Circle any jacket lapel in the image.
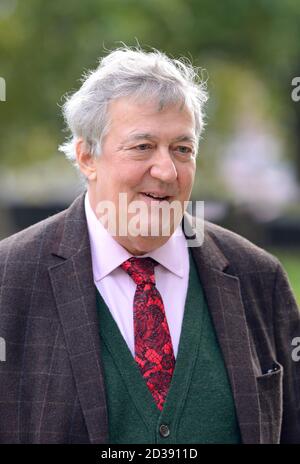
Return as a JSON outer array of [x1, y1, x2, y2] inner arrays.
[[183, 212, 261, 444], [48, 193, 108, 444]]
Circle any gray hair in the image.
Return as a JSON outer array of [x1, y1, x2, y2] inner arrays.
[[58, 45, 208, 168]]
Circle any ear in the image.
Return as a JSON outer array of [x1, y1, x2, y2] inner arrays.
[[75, 138, 97, 181]]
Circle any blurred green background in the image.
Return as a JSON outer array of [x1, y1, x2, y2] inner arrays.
[[0, 0, 299, 303]]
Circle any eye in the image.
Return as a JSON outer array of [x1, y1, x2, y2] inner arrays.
[[135, 143, 153, 151], [175, 146, 193, 155]]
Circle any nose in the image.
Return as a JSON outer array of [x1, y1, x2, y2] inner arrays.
[[150, 148, 178, 183]]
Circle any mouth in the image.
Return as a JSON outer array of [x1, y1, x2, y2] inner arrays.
[[140, 192, 171, 202]]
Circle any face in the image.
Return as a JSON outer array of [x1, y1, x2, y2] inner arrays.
[[77, 96, 197, 255]]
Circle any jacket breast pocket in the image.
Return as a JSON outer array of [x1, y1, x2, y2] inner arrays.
[[256, 360, 283, 444]]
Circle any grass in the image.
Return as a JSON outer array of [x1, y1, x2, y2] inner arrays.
[[266, 248, 300, 307]]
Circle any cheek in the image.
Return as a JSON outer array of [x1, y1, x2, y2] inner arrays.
[[178, 166, 195, 192], [97, 162, 123, 189], [120, 163, 147, 188], [101, 166, 144, 197]]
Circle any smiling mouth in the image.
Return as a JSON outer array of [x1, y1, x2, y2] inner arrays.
[[140, 192, 170, 201]]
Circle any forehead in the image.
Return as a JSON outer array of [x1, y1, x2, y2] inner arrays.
[[106, 96, 195, 139]]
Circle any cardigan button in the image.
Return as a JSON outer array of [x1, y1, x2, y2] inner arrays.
[[159, 424, 170, 438]]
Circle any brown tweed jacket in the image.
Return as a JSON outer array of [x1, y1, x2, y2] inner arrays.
[[0, 193, 299, 444]]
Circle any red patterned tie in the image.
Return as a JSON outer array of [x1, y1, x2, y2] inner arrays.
[[121, 257, 175, 411]]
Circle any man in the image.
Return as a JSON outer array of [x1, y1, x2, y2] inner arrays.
[[0, 46, 299, 444]]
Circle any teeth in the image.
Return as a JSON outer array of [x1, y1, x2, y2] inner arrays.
[[145, 193, 166, 199]]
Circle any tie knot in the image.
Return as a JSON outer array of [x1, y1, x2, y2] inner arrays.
[[121, 257, 157, 285]]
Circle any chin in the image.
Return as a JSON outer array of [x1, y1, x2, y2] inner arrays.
[[128, 235, 170, 255]]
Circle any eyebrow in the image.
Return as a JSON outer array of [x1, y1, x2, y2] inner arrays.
[[122, 133, 197, 144]]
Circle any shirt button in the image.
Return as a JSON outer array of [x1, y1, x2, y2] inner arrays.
[[159, 424, 170, 438]]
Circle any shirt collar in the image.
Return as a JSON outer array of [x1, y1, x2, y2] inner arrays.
[[84, 191, 185, 281]]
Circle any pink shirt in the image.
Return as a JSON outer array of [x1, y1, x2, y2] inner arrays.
[[84, 192, 189, 359]]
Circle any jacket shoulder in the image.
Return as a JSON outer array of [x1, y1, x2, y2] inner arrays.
[[204, 220, 280, 273], [0, 208, 67, 264]]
